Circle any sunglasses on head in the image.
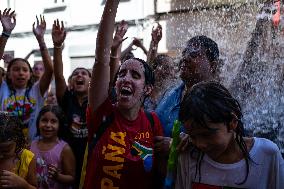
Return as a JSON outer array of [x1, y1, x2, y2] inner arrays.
[[33, 67, 44, 71]]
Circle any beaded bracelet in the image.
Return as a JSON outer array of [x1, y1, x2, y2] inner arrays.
[[1, 32, 11, 38]]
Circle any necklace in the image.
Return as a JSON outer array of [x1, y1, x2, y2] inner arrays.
[[12, 89, 28, 125]]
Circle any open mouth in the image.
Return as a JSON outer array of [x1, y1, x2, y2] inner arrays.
[[75, 80, 85, 86], [120, 86, 133, 97]]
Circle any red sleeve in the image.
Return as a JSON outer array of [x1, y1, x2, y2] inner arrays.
[[151, 112, 164, 137], [86, 98, 114, 142]]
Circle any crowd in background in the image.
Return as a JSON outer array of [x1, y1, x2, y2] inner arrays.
[[0, 0, 283, 189]]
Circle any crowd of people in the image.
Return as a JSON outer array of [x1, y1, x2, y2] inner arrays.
[[0, 0, 283, 189]]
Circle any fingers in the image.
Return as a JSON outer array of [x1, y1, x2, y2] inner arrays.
[[48, 165, 58, 179], [154, 135, 165, 142], [36, 15, 39, 26], [177, 132, 190, 152]]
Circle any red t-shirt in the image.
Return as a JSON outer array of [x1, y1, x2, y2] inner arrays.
[[84, 98, 164, 189]]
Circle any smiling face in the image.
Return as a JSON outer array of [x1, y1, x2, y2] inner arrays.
[[184, 118, 235, 162], [8, 60, 32, 89], [71, 68, 91, 94], [115, 59, 149, 110], [38, 111, 59, 140]]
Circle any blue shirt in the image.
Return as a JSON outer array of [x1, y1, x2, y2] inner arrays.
[[155, 82, 185, 137]]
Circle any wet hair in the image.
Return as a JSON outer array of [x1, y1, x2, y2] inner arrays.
[[183, 35, 219, 63], [179, 81, 251, 185], [121, 51, 134, 63], [151, 54, 174, 70], [0, 111, 26, 155], [6, 58, 35, 109], [127, 57, 155, 86], [36, 105, 67, 140], [71, 67, 91, 78]]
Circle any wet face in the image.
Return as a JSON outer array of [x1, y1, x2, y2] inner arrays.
[[33, 62, 44, 80], [180, 42, 212, 84], [0, 140, 16, 159], [115, 59, 147, 109], [38, 111, 59, 140], [71, 69, 91, 94], [8, 60, 31, 89], [153, 58, 174, 83], [184, 119, 234, 162]]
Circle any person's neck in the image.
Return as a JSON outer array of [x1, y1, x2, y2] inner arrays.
[[213, 136, 244, 164], [118, 105, 140, 121], [75, 92, 88, 105], [40, 136, 58, 144]]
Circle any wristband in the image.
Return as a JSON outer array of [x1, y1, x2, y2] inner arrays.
[[110, 55, 119, 59], [54, 44, 63, 49], [1, 32, 10, 38]]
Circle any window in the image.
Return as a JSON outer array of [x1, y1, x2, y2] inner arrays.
[[54, 0, 64, 3], [44, 0, 67, 13], [101, 0, 130, 5]]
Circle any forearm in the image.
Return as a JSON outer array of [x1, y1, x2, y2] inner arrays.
[[24, 183, 36, 189], [0, 35, 8, 59], [243, 19, 265, 64], [121, 43, 133, 60], [95, 0, 119, 64], [147, 40, 158, 64], [38, 39, 53, 76], [110, 45, 121, 86], [53, 46, 67, 98], [140, 44, 148, 55], [37, 38, 53, 95], [89, 0, 119, 111], [56, 173, 74, 185]]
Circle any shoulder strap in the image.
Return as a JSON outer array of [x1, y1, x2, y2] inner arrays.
[[88, 112, 115, 155], [145, 111, 154, 130]]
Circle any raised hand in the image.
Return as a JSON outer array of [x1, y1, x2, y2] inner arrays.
[[0, 8, 16, 33], [132, 38, 143, 48], [151, 23, 162, 44], [52, 19, 66, 47], [33, 15, 46, 41], [112, 20, 128, 50]]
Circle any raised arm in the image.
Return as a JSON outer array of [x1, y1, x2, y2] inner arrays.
[[147, 23, 162, 64], [52, 19, 67, 101], [33, 15, 53, 96], [88, 0, 120, 112], [242, 17, 266, 66], [132, 38, 148, 55], [0, 8, 16, 60], [24, 49, 37, 60], [109, 20, 128, 89]]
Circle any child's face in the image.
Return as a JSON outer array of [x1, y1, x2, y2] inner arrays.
[[38, 111, 59, 139], [8, 60, 31, 89], [71, 69, 91, 94], [184, 119, 235, 162], [115, 59, 147, 109], [0, 140, 16, 159]]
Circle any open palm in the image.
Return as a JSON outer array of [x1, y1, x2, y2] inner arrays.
[[52, 19, 66, 46], [0, 8, 16, 33], [33, 15, 46, 40]]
